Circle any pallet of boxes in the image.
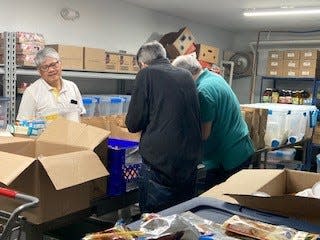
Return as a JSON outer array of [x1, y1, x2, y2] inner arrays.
[[159, 27, 219, 68], [0, 32, 45, 66], [267, 49, 320, 78]]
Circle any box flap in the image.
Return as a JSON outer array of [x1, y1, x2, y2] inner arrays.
[[201, 169, 284, 203], [0, 151, 35, 185], [0, 136, 34, 144], [38, 150, 108, 190], [227, 194, 320, 219], [37, 118, 110, 150]]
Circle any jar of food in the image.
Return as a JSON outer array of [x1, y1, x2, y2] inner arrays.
[[292, 91, 300, 105], [262, 88, 272, 103], [278, 90, 286, 104], [285, 90, 292, 104], [271, 89, 279, 103]]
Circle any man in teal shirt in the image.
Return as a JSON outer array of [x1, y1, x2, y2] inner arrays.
[[173, 55, 254, 191]]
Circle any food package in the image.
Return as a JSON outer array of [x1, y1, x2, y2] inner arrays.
[[222, 215, 319, 240]]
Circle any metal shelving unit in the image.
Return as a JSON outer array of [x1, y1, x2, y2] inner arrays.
[[0, 32, 136, 122], [259, 75, 319, 104]]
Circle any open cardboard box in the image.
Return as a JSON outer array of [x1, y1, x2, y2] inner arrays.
[[81, 115, 140, 141], [0, 118, 110, 224], [202, 169, 320, 225]]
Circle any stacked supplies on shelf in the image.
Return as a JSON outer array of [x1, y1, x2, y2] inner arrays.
[[82, 94, 131, 117], [0, 32, 45, 66]]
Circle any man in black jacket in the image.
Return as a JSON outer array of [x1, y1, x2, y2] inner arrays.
[[126, 41, 202, 213]]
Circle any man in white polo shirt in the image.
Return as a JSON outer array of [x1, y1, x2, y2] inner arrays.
[[17, 47, 85, 122]]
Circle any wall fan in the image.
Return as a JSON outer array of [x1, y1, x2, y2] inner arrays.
[[223, 51, 253, 79]]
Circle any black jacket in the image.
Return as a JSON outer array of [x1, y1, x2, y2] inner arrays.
[[125, 58, 202, 184]]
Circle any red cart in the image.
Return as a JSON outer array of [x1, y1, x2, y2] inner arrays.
[[0, 187, 39, 240]]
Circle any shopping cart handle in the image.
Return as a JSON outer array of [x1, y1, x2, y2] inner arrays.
[[0, 187, 17, 198]]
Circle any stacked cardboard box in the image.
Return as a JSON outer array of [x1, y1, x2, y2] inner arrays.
[[160, 27, 196, 59], [283, 50, 300, 77], [241, 106, 268, 150], [83, 47, 106, 71], [47, 44, 83, 70], [299, 49, 320, 78], [266, 51, 284, 77], [0, 32, 45, 66], [196, 44, 219, 67], [266, 49, 320, 78]]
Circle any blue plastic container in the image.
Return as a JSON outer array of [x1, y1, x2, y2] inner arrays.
[[107, 138, 142, 196]]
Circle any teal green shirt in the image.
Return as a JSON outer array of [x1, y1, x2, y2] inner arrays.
[[196, 69, 254, 171]]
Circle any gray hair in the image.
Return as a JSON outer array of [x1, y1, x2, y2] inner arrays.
[[136, 41, 166, 65], [34, 47, 60, 67], [172, 55, 202, 76]]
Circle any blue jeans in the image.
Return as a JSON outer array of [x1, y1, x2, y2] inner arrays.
[[201, 156, 252, 192], [138, 163, 196, 213]]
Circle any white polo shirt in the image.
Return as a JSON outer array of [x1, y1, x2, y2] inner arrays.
[[17, 78, 85, 122]]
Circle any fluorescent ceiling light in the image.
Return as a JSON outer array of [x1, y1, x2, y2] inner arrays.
[[243, 7, 320, 17]]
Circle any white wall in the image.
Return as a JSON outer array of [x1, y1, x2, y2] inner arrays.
[[0, 0, 234, 53], [0, 0, 235, 95]]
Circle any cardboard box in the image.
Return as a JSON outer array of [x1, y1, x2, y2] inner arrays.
[[284, 50, 300, 60], [283, 59, 299, 69], [266, 66, 283, 77], [118, 54, 138, 73], [46, 44, 83, 70], [195, 44, 219, 64], [300, 59, 318, 69], [118, 53, 133, 73], [283, 67, 299, 77], [105, 52, 120, 72], [202, 169, 320, 225], [267, 59, 282, 68], [160, 27, 195, 59], [83, 47, 105, 71], [81, 115, 140, 142], [268, 51, 283, 60], [300, 49, 320, 60], [0, 118, 110, 224], [240, 106, 268, 150]]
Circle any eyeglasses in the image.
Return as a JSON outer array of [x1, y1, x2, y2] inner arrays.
[[39, 61, 60, 71]]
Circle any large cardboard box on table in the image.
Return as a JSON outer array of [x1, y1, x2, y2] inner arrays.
[[46, 44, 83, 70], [0, 118, 110, 224], [202, 169, 320, 225]]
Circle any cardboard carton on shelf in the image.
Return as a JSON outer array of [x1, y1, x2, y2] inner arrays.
[[83, 47, 106, 71], [268, 50, 284, 60], [202, 169, 320, 225], [46, 44, 83, 70], [0, 118, 110, 224], [284, 50, 301, 60], [105, 51, 120, 72], [300, 49, 320, 60]]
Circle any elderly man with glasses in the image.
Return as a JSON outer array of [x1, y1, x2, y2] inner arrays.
[[17, 47, 85, 122]]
